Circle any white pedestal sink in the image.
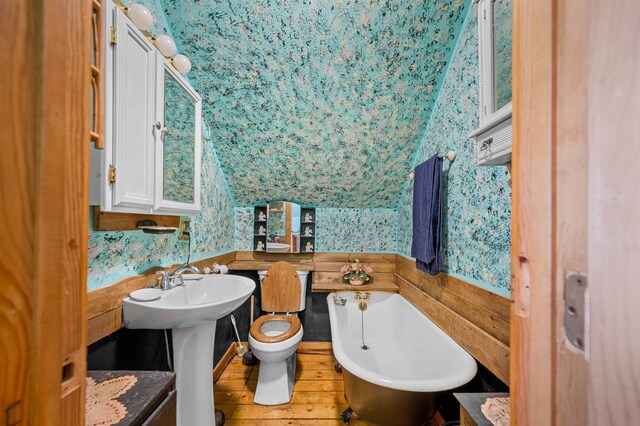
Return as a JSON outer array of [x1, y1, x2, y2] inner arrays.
[[123, 275, 255, 426]]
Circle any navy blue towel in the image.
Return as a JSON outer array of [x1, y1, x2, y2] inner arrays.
[[410, 155, 444, 275]]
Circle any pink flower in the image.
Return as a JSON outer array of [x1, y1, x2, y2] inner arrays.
[[340, 264, 351, 275], [363, 265, 373, 275]]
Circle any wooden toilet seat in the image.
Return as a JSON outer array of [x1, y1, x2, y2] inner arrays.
[[250, 315, 301, 343]]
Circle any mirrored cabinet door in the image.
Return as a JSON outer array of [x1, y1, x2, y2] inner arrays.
[[154, 54, 202, 215], [494, 0, 512, 112], [470, 0, 513, 166]]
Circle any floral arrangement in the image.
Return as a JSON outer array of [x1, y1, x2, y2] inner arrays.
[[340, 259, 373, 284]]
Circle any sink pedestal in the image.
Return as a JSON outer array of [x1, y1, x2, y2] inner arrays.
[[172, 321, 217, 426], [122, 275, 256, 426]]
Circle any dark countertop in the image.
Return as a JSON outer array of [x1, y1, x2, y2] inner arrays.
[[87, 370, 176, 426], [454, 392, 509, 426]]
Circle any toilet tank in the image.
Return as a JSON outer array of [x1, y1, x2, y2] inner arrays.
[[258, 270, 309, 312]]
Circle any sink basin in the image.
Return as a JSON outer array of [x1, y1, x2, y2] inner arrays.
[[267, 242, 291, 252], [123, 274, 255, 426], [123, 274, 255, 329]]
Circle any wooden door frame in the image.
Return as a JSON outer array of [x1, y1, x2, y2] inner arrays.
[[512, 0, 640, 424], [1, 0, 90, 424]]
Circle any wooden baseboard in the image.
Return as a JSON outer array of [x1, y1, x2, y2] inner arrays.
[[214, 342, 244, 382], [297, 341, 333, 355]]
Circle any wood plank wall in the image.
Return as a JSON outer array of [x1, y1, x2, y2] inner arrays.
[[232, 251, 397, 292], [87, 251, 511, 386], [87, 251, 236, 344], [395, 255, 510, 384]]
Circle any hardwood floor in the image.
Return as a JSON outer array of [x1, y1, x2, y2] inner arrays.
[[214, 342, 442, 426]]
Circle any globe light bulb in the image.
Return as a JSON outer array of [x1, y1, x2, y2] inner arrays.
[[155, 35, 177, 57], [172, 54, 192, 74], [126, 3, 153, 31]]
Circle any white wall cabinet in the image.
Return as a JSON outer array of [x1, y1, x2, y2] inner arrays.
[[469, 0, 513, 166], [90, 3, 201, 216]]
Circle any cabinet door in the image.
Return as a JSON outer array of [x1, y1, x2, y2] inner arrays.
[[111, 8, 157, 209], [153, 56, 202, 216]]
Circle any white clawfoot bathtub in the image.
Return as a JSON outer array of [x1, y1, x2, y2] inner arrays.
[[327, 292, 477, 425]]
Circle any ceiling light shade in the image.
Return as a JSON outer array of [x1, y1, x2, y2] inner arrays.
[[172, 54, 192, 74], [155, 35, 177, 57], [126, 3, 154, 31]]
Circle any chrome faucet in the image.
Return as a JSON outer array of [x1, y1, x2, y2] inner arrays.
[[170, 264, 201, 276], [154, 265, 202, 290]]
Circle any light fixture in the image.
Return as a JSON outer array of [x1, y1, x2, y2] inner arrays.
[[126, 3, 153, 31], [154, 35, 177, 57], [172, 54, 192, 74]]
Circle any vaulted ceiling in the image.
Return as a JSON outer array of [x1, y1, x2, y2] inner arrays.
[[163, 0, 469, 207]]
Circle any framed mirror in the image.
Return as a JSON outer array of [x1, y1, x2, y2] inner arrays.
[[162, 69, 196, 204], [266, 201, 301, 253], [154, 56, 202, 214], [470, 0, 513, 166]]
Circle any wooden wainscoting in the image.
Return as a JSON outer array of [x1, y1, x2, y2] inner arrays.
[[395, 255, 510, 384], [87, 251, 397, 345], [230, 251, 398, 292], [311, 253, 396, 292], [87, 251, 236, 344]]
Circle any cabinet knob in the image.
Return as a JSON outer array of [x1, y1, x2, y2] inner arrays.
[[154, 122, 169, 138]]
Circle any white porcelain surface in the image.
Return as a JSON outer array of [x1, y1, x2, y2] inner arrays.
[[266, 242, 291, 252], [129, 287, 163, 301], [123, 275, 255, 426], [123, 275, 255, 329], [249, 327, 303, 404], [327, 292, 477, 392]]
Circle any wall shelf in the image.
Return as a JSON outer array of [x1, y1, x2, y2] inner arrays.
[[311, 281, 398, 293]]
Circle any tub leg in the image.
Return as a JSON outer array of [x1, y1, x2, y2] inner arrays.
[[341, 407, 353, 424], [334, 363, 342, 374]]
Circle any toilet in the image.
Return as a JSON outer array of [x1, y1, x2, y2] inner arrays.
[[248, 261, 309, 405]]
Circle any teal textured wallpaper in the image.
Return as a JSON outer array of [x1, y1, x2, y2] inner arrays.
[[88, 136, 235, 290], [87, 0, 511, 298], [235, 207, 397, 253], [396, 6, 511, 295], [162, 0, 469, 207]]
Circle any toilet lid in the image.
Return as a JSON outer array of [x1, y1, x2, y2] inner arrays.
[[250, 315, 301, 343], [261, 261, 301, 313]]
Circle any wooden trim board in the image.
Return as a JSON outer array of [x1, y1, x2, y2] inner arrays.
[[395, 255, 510, 324], [510, 0, 553, 423], [1, 0, 92, 422], [92, 207, 180, 231], [214, 342, 244, 382]]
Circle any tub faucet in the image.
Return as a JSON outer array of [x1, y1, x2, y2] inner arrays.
[[354, 292, 371, 301]]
